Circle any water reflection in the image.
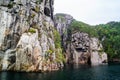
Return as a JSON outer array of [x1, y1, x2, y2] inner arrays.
[[0, 72, 7, 80], [0, 64, 120, 80], [89, 65, 109, 80]]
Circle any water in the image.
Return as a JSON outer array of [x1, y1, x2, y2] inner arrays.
[[0, 64, 120, 80]]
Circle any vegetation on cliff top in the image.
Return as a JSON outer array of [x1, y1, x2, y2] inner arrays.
[[68, 20, 98, 37], [68, 20, 120, 60]]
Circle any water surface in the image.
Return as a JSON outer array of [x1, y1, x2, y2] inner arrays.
[[0, 64, 120, 80]]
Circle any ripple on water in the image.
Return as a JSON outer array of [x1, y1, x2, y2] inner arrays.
[[0, 64, 120, 80]]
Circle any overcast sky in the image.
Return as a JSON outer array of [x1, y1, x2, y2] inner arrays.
[[54, 0, 120, 25]]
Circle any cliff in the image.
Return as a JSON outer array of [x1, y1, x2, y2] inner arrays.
[[54, 14, 108, 65], [0, 0, 64, 72], [54, 13, 73, 51], [0, 0, 108, 72]]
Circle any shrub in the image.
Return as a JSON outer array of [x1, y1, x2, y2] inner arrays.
[[34, 6, 40, 12], [28, 28, 36, 33], [36, 0, 43, 4], [55, 49, 65, 63], [31, 13, 35, 18], [7, 2, 14, 9], [53, 29, 61, 48], [46, 50, 53, 55]]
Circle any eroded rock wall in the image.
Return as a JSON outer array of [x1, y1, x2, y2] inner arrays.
[[90, 38, 108, 65], [68, 32, 90, 64], [0, 0, 63, 72], [68, 32, 107, 65]]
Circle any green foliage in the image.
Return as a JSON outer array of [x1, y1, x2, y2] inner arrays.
[[95, 21, 120, 60], [46, 50, 53, 55], [28, 28, 36, 33], [31, 13, 35, 18], [55, 49, 65, 63], [45, 49, 54, 61], [98, 49, 104, 52], [1, 1, 14, 9], [68, 20, 98, 38], [36, 0, 43, 4], [53, 28, 65, 63], [68, 20, 120, 60], [34, 6, 40, 12], [7, 2, 14, 9], [53, 29, 61, 48]]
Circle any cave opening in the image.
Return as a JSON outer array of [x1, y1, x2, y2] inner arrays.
[[44, 7, 50, 17], [87, 56, 91, 65], [76, 48, 86, 52]]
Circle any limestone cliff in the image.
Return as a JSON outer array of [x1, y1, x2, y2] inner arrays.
[[0, 0, 64, 72], [54, 14, 108, 65], [54, 13, 73, 51]]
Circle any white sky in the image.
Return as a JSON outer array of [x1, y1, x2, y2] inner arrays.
[[54, 0, 120, 25]]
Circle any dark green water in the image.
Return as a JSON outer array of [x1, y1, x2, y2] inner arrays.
[[0, 64, 120, 80]]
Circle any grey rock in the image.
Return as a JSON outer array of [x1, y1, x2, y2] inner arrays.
[[90, 38, 108, 65], [67, 32, 107, 65], [54, 13, 73, 51], [0, 0, 63, 72]]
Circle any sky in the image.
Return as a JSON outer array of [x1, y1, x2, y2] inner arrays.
[[54, 0, 120, 25]]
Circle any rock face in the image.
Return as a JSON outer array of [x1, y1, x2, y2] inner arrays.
[[54, 13, 73, 51], [55, 14, 108, 65], [68, 32, 90, 64], [0, 0, 63, 72], [66, 32, 107, 65], [54, 13, 73, 36], [90, 38, 108, 65]]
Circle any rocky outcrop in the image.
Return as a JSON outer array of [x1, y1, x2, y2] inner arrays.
[[0, 0, 64, 72], [67, 32, 90, 64], [54, 13, 73, 36], [90, 38, 108, 65], [66, 32, 107, 65], [54, 14, 73, 50], [54, 14, 108, 65]]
